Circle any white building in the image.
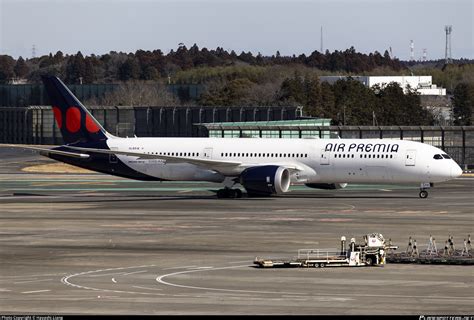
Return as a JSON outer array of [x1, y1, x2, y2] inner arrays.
[[320, 76, 446, 95]]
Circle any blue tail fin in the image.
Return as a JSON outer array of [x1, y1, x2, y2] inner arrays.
[[42, 76, 110, 145]]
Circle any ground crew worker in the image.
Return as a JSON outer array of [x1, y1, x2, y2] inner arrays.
[[412, 239, 419, 257], [427, 235, 434, 253], [444, 241, 449, 256], [406, 236, 413, 254], [431, 237, 438, 255], [449, 235, 455, 253], [461, 239, 469, 256]]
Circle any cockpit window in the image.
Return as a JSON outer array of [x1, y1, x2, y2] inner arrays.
[[442, 154, 451, 159], [433, 154, 443, 160]]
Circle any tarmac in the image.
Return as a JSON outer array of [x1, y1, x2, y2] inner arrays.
[[0, 147, 473, 315]]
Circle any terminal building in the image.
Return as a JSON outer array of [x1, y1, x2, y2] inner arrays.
[[320, 76, 446, 96]]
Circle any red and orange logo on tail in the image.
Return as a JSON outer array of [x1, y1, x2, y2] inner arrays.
[[52, 106, 101, 134], [85, 114, 100, 133], [66, 107, 81, 133]]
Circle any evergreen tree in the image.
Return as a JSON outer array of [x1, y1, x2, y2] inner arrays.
[[14, 56, 29, 78], [0, 55, 16, 83], [452, 83, 473, 125], [118, 57, 140, 81]]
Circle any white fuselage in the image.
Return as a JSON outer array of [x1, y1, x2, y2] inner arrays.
[[106, 137, 462, 185]]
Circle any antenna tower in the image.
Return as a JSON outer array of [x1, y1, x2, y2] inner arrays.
[[445, 25, 452, 64]]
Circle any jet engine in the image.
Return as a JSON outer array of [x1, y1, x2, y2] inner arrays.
[[240, 165, 291, 196], [305, 183, 348, 190]]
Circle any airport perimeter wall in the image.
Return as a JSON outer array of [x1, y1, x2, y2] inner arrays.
[[0, 105, 472, 167]]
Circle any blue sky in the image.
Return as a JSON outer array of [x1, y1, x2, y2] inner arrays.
[[1, 0, 472, 60]]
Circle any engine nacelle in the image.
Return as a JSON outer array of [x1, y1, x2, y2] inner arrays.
[[305, 183, 348, 190], [240, 165, 291, 196]]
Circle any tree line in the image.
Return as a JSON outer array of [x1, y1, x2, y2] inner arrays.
[[0, 45, 404, 84], [0, 45, 472, 126]]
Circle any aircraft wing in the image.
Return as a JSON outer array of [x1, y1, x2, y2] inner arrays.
[[65, 146, 242, 168], [0, 144, 90, 159]]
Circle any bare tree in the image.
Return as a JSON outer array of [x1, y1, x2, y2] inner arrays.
[[85, 81, 179, 106]]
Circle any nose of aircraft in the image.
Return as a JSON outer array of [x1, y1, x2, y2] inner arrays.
[[451, 163, 463, 178]]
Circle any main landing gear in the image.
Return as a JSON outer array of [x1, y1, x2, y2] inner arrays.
[[216, 188, 243, 199], [419, 182, 432, 199]]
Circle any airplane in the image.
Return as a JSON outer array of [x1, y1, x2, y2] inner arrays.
[[3, 76, 463, 199]]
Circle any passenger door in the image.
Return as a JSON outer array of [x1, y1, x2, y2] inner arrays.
[[203, 147, 213, 159], [405, 150, 416, 166], [320, 149, 330, 165]]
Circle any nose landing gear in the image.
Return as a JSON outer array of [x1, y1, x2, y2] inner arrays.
[[419, 182, 432, 199]]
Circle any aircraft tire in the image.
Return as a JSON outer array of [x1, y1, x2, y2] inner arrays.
[[419, 190, 428, 198], [217, 189, 227, 199], [235, 189, 242, 198]]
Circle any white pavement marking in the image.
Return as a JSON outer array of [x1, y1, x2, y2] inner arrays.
[[132, 286, 163, 291], [22, 290, 51, 294], [0, 288, 12, 292], [156, 264, 474, 302], [14, 278, 53, 284], [61, 265, 165, 296], [111, 278, 117, 284], [156, 264, 300, 295]]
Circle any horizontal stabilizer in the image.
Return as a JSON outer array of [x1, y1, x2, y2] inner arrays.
[[1, 144, 90, 159]]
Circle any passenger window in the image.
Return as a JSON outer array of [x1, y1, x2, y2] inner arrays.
[[442, 154, 451, 159], [390, 155, 393, 158], [433, 154, 443, 160]]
